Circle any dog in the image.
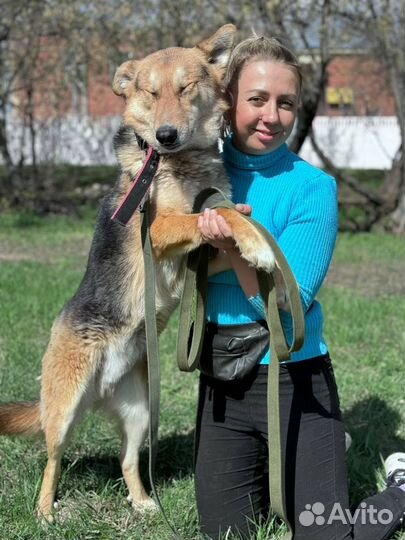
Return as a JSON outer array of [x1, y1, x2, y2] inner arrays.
[[0, 24, 275, 522]]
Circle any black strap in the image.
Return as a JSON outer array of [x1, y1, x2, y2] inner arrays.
[[112, 146, 160, 226]]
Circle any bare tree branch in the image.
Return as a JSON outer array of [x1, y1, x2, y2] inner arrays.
[[309, 130, 385, 205]]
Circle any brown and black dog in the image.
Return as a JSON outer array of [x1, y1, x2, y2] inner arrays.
[[0, 24, 275, 522]]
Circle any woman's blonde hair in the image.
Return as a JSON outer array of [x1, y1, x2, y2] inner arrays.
[[224, 34, 302, 92]]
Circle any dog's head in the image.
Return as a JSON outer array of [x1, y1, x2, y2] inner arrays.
[[112, 25, 236, 153]]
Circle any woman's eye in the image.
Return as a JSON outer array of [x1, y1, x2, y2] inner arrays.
[[280, 100, 295, 109], [248, 96, 265, 106]]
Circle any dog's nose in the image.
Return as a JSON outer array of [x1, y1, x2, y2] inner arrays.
[[156, 125, 178, 146]]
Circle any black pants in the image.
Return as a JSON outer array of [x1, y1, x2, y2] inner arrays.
[[194, 357, 405, 540]]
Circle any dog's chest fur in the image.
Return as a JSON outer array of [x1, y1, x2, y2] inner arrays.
[[152, 150, 228, 211], [92, 146, 231, 395]]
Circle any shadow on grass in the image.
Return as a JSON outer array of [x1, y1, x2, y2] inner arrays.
[[59, 397, 403, 508], [343, 395, 404, 503], [152, 429, 195, 480], [59, 429, 195, 493]]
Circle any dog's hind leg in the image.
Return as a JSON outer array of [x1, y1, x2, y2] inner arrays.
[[108, 360, 156, 511], [37, 325, 98, 522]]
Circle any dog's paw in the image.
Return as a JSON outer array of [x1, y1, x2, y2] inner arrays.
[[127, 494, 158, 513], [237, 230, 276, 274], [36, 507, 54, 525]]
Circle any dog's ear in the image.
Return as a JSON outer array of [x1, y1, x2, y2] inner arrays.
[[196, 24, 237, 69], [112, 60, 138, 97]]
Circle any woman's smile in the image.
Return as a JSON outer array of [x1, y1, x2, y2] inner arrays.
[[254, 129, 280, 142]]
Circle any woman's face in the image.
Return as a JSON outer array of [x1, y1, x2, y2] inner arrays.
[[229, 60, 300, 155]]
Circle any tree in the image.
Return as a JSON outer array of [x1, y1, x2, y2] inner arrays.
[[0, 0, 47, 198], [333, 0, 405, 232], [201, 0, 405, 231], [228, 0, 405, 232]]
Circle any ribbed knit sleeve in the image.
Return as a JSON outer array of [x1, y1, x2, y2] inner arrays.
[[248, 293, 266, 318], [278, 174, 338, 312]]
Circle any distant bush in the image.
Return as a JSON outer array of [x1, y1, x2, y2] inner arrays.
[[343, 169, 385, 189], [0, 165, 388, 219]]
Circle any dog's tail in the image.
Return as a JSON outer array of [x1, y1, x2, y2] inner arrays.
[[0, 400, 42, 436]]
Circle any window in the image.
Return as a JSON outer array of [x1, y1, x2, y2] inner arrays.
[[326, 87, 354, 107]]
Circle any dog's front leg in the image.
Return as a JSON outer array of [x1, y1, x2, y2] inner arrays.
[[214, 208, 276, 273], [150, 210, 276, 274], [150, 213, 202, 258]]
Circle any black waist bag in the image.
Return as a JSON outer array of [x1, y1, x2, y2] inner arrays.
[[199, 320, 269, 381]]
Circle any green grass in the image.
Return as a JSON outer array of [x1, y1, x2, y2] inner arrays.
[[0, 214, 404, 539], [333, 231, 405, 263]]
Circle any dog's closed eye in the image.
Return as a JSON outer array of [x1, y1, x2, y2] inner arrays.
[[179, 82, 195, 94]]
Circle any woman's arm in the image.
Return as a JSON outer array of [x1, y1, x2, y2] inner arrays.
[[198, 174, 338, 315], [198, 206, 289, 314], [276, 175, 338, 312]]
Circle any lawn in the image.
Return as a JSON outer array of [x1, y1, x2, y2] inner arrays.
[[0, 211, 404, 539]]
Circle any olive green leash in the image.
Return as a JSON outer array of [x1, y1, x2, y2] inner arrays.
[[142, 188, 305, 539], [176, 187, 305, 540], [141, 198, 184, 540]]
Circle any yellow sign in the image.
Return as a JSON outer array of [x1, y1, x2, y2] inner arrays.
[[326, 87, 354, 105]]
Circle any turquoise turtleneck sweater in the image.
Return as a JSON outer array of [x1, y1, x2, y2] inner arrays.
[[207, 136, 338, 363]]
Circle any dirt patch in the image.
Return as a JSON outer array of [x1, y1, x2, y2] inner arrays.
[[1, 239, 403, 298], [326, 260, 404, 297], [0, 238, 91, 266], [0, 252, 33, 262]]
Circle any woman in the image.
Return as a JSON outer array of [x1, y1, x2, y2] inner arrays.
[[195, 34, 405, 540]]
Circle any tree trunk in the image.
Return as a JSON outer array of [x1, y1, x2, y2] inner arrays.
[[0, 106, 19, 198], [385, 151, 405, 233], [289, 101, 318, 154]]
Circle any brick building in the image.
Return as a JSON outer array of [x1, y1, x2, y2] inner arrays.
[[84, 53, 396, 119], [15, 47, 396, 120], [319, 54, 396, 117]]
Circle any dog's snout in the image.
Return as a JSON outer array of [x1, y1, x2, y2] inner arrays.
[[156, 125, 178, 146]]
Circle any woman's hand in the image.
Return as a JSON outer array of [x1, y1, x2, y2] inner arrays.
[[200, 205, 258, 292], [199, 205, 290, 311], [197, 204, 252, 251]]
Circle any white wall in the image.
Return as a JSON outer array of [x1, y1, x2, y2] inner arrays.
[[3, 113, 121, 166], [299, 116, 400, 169], [1, 114, 401, 170]]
